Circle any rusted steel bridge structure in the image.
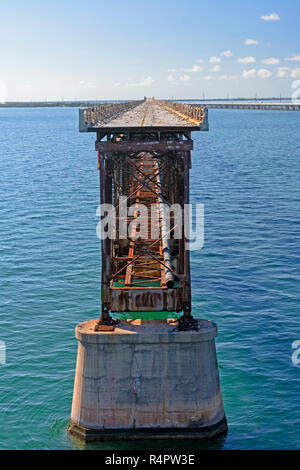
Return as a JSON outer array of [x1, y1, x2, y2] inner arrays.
[[79, 99, 208, 331]]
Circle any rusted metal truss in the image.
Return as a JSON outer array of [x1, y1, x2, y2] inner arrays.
[[78, 100, 209, 331], [95, 132, 195, 330]]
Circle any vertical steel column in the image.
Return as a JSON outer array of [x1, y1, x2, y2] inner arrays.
[[97, 150, 115, 331], [155, 160, 174, 289], [183, 150, 191, 315], [179, 149, 197, 330]]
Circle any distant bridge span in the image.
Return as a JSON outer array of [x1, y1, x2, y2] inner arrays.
[[201, 101, 300, 111]]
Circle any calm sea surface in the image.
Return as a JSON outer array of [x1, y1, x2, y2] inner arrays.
[[0, 107, 299, 450]]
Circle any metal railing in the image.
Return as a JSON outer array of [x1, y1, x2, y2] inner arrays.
[[154, 100, 209, 130], [79, 100, 144, 132]]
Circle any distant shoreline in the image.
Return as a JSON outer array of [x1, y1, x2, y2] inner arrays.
[[0, 98, 293, 108]]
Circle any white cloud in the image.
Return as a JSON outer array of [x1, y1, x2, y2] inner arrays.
[[261, 57, 280, 65], [245, 39, 259, 46], [238, 56, 256, 64], [242, 69, 256, 79], [291, 68, 300, 78], [203, 75, 216, 81], [261, 13, 280, 21], [210, 65, 221, 72], [220, 50, 233, 57], [284, 54, 300, 62], [218, 74, 238, 80], [257, 69, 273, 79], [191, 65, 203, 72], [79, 80, 96, 89], [180, 74, 191, 81], [277, 67, 291, 78], [277, 66, 300, 78], [139, 76, 154, 86], [113, 82, 121, 87], [189, 65, 203, 72], [209, 56, 221, 63], [126, 76, 154, 87], [167, 74, 175, 82], [241, 68, 272, 79], [167, 64, 203, 73], [196, 58, 204, 63]]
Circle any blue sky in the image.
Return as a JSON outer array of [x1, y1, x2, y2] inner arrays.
[[1, 0, 300, 100]]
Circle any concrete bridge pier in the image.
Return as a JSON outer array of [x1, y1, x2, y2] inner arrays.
[[68, 318, 227, 441]]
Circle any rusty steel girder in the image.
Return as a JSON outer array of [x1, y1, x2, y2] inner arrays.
[[95, 139, 193, 153], [78, 100, 210, 331], [95, 131, 193, 329]]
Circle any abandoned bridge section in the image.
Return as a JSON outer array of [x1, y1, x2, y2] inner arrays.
[[68, 99, 227, 442], [79, 99, 208, 331]]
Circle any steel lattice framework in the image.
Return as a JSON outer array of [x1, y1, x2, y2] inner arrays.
[[79, 99, 208, 330]]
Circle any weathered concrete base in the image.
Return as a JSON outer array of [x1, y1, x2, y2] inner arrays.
[[68, 318, 227, 441], [68, 417, 227, 442]]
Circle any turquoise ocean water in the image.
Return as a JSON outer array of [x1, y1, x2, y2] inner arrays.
[[0, 107, 299, 450]]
